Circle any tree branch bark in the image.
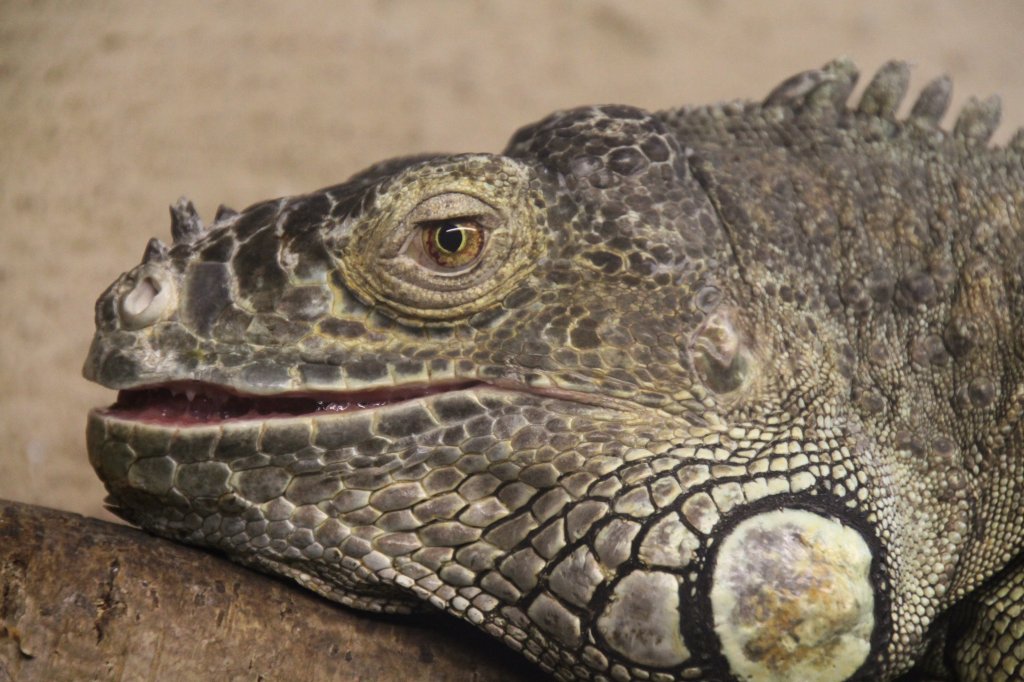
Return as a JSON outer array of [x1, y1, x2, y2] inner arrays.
[[0, 500, 542, 681]]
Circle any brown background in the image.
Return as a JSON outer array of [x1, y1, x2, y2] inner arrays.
[[1, 1, 1022, 522]]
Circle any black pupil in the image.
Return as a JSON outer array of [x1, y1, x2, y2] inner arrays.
[[436, 223, 465, 253]]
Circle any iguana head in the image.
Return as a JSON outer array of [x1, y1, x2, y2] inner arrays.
[[85, 87, 896, 680], [85, 107, 747, 410]]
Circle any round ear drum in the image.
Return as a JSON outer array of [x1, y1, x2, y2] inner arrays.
[[709, 507, 878, 681]]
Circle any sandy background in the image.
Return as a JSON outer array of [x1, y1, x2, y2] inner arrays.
[[1, 1, 1022, 522]]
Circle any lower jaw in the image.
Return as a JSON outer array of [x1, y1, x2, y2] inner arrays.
[[97, 483, 425, 615]]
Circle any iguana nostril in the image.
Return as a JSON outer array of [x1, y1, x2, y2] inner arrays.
[[120, 266, 175, 330], [123, 277, 158, 315]]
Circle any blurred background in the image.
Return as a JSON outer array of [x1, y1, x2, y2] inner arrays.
[[2, 0, 1022, 521]]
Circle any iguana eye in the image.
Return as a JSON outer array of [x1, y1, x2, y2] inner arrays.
[[422, 219, 485, 269], [335, 155, 544, 323]]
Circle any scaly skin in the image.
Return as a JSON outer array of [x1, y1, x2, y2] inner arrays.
[[84, 59, 1024, 681]]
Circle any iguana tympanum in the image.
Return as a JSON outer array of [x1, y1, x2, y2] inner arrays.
[[83, 59, 1024, 681]]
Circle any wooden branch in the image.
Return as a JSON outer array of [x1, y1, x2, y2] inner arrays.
[[0, 500, 542, 681]]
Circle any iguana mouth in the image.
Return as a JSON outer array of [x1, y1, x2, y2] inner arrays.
[[104, 380, 483, 425]]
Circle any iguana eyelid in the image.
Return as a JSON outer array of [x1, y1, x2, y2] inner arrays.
[[405, 191, 499, 222]]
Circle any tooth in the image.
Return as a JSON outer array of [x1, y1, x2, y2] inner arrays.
[[185, 389, 197, 402]]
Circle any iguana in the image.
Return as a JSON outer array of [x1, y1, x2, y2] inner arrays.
[[83, 58, 1024, 681]]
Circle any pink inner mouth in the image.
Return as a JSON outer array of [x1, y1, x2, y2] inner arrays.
[[108, 381, 481, 425]]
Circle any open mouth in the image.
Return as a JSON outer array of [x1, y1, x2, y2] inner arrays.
[[104, 380, 483, 425]]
